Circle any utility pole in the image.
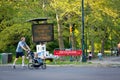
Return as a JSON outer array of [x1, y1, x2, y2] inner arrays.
[[81, 0, 86, 62]]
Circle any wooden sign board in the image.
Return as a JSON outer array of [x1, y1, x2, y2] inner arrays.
[[32, 23, 54, 43]]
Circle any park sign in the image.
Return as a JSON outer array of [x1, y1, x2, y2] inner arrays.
[[32, 23, 54, 43], [27, 18, 54, 43]]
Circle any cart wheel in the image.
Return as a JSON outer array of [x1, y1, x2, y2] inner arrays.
[[41, 63, 46, 69], [28, 63, 34, 70]]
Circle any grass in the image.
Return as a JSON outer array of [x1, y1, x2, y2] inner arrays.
[[9, 56, 93, 66], [7, 56, 29, 64], [47, 59, 93, 66]]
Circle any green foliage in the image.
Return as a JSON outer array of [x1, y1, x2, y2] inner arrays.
[[0, 0, 120, 53], [0, 23, 32, 52], [46, 40, 59, 53]]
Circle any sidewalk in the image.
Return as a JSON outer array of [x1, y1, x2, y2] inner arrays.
[[0, 56, 120, 68], [89, 56, 120, 66]]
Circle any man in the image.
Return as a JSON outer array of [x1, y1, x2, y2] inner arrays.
[[117, 42, 120, 56], [97, 51, 103, 60], [12, 37, 31, 69], [88, 52, 92, 60]]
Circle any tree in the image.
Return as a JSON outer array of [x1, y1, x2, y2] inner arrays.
[[0, 0, 120, 56], [84, 0, 120, 54]]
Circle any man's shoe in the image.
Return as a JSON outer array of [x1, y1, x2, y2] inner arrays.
[[22, 66, 26, 69], [12, 65, 16, 69]]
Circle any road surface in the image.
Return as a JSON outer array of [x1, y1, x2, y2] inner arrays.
[[0, 65, 120, 80]]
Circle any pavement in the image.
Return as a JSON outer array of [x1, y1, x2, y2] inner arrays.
[[89, 56, 120, 67], [1, 56, 120, 80], [44, 56, 120, 67], [0, 56, 120, 68]]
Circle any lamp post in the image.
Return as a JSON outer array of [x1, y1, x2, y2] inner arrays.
[[81, 0, 86, 62]]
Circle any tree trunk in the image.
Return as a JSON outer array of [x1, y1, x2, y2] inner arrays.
[[90, 26, 95, 55], [91, 39, 94, 54], [56, 13, 64, 50], [69, 24, 75, 50], [101, 28, 108, 55], [101, 38, 105, 54]]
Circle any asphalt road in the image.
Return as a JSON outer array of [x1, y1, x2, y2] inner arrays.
[[0, 65, 120, 80]]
